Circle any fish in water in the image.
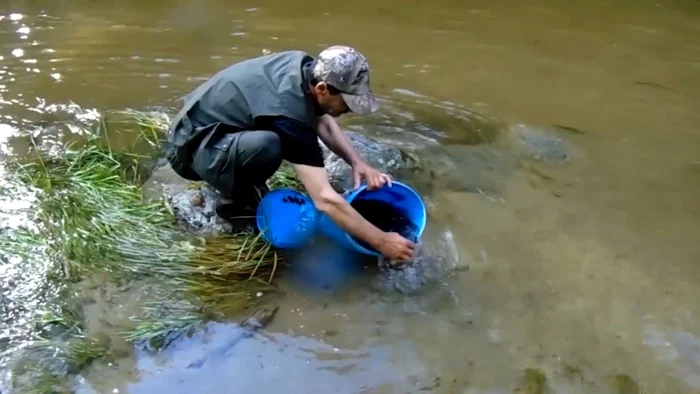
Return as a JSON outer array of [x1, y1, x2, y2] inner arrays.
[[186, 306, 279, 369]]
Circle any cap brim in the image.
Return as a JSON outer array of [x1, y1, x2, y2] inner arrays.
[[341, 92, 380, 114]]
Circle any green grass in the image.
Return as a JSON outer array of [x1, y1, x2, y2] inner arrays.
[[267, 162, 304, 191], [2, 109, 301, 393]]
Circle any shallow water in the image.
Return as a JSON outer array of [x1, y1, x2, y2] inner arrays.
[[1, 0, 700, 393]]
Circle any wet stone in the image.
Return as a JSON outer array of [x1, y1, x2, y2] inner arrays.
[[507, 124, 572, 163], [141, 164, 233, 235], [609, 374, 641, 394], [514, 368, 549, 394], [186, 306, 279, 369], [320, 131, 417, 192], [190, 191, 204, 207]]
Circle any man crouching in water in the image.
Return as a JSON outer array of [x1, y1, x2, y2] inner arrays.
[[165, 45, 416, 262]]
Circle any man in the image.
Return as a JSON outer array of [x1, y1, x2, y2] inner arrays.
[[165, 45, 416, 262]]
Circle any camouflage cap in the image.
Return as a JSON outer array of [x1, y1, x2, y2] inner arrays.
[[313, 45, 379, 114]]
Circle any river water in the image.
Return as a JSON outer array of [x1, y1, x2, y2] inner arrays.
[[1, 0, 699, 393]]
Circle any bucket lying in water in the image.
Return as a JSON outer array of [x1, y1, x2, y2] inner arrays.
[[255, 188, 319, 249], [317, 181, 426, 256]]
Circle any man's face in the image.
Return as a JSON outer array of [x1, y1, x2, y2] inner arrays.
[[313, 82, 350, 118]]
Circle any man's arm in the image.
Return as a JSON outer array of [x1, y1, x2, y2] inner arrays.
[[316, 114, 363, 166], [293, 163, 416, 261]]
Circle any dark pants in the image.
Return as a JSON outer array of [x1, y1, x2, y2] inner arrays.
[[168, 122, 282, 215]]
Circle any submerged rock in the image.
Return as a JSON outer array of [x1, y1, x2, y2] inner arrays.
[[507, 124, 572, 163], [514, 368, 549, 394], [609, 374, 641, 394], [320, 130, 417, 192], [186, 306, 279, 369], [372, 229, 467, 295]]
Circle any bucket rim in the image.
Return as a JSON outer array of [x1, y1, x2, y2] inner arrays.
[[344, 181, 427, 254]]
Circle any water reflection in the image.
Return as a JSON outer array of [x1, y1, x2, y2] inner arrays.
[[76, 322, 424, 394]]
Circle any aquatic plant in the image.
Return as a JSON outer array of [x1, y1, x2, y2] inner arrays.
[[1, 109, 295, 393], [6, 291, 112, 394], [267, 162, 304, 191], [610, 374, 642, 394], [514, 368, 549, 394]]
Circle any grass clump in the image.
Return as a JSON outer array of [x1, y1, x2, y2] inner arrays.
[[8, 110, 282, 283], [267, 162, 304, 191], [2, 109, 292, 392]]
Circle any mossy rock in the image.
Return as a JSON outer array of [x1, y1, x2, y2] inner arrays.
[[609, 374, 642, 394], [514, 368, 549, 394]]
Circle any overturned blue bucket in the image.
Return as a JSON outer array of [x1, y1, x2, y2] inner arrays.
[[256, 188, 318, 249], [317, 181, 427, 256]]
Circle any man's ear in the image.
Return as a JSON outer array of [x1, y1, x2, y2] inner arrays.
[[315, 82, 328, 96]]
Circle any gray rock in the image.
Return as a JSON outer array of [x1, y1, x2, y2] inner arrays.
[[507, 124, 571, 163], [141, 165, 233, 235], [320, 130, 417, 192]]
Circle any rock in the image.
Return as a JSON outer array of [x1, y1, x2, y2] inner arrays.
[[320, 130, 417, 192], [515, 368, 548, 394], [186, 306, 279, 369], [507, 124, 572, 163], [141, 165, 233, 235], [169, 185, 234, 234], [190, 191, 204, 207], [371, 229, 467, 295], [609, 374, 641, 394]]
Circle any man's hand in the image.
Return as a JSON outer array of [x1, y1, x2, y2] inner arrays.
[[377, 232, 416, 261], [352, 161, 392, 191]]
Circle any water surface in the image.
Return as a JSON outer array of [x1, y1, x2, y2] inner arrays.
[[1, 0, 699, 393]]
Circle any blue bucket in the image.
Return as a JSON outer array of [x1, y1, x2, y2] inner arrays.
[[317, 181, 426, 256], [256, 188, 319, 249]]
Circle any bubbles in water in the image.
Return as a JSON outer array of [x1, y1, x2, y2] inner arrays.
[[11, 49, 24, 57], [9, 14, 23, 21], [16, 26, 30, 35], [50, 73, 61, 80]]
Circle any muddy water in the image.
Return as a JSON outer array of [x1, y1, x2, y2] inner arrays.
[[1, 0, 700, 393]]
